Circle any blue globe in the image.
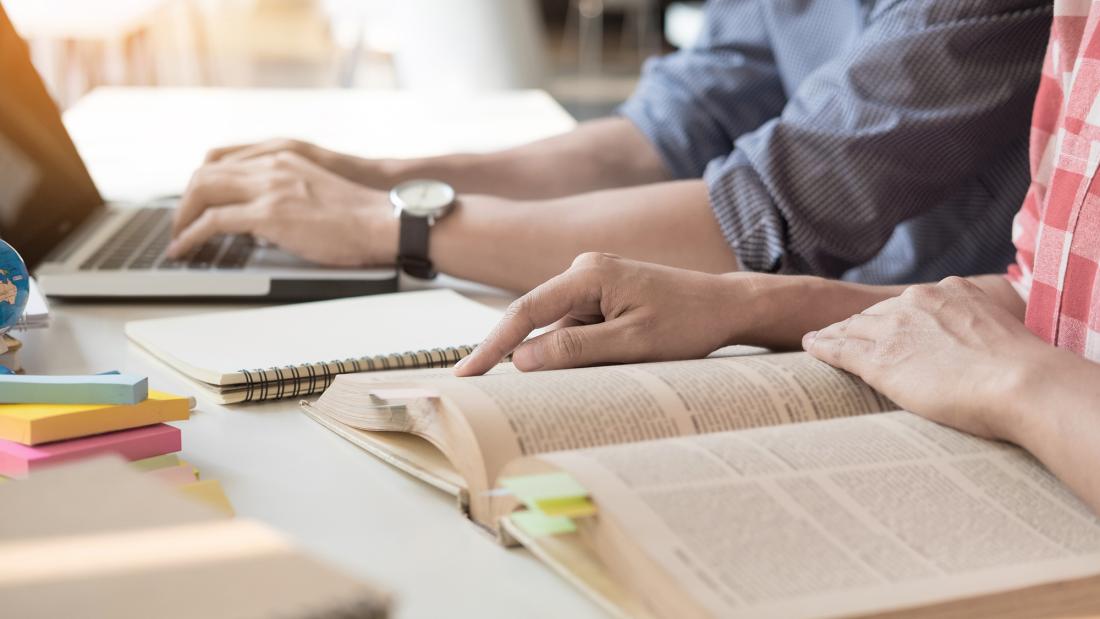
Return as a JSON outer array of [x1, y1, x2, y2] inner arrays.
[[0, 240, 30, 333]]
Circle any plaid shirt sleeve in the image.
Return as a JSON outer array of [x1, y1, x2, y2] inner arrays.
[[1006, 0, 1100, 359]]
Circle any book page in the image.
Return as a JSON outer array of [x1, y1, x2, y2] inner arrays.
[[435, 353, 894, 500], [529, 413, 1100, 619], [316, 353, 894, 523]]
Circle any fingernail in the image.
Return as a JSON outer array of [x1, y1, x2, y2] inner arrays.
[[802, 331, 818, 348], [514, 344, 544, 372], [454, 355, 469, 370]]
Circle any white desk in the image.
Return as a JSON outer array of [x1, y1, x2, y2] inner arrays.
[[23, 88, 605, 619], [65, 87, 577, 201]]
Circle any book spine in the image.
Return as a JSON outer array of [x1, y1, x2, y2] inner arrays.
[[237, 345, 476, 403]]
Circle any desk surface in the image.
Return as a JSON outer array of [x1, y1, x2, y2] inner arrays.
[[24, 88, 605, 619]]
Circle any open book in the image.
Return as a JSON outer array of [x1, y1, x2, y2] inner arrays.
[[303, 351, 1100, 618]]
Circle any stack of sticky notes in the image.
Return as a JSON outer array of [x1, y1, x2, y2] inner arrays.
[[0, 373, 234, 515]]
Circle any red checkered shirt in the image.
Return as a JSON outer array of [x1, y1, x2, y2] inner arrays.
[[1008, 0, 1100, 360]]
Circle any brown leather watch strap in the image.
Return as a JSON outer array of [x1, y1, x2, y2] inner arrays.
[[397, 210, 435, 279]]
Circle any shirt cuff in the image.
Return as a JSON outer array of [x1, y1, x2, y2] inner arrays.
[[703, 152, 787, 274], [618, 97, 706, 180]]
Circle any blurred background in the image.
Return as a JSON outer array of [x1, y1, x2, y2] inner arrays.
[[6, 0, 704, 120]]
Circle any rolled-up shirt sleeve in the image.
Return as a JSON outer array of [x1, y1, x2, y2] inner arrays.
[[703, 2, 1050, 276], [619, 1, 787, 180]]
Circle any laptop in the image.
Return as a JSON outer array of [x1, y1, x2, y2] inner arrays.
[[0, 4, 397, 300]]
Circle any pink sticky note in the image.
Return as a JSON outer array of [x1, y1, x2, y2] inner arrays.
[[0, 424, 181, 478]]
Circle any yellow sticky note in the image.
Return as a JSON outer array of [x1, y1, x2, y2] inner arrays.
[[511, 510, 576, 537], [500, 472, 596, 517], [537, 496, 597, 518], [177, 459, 200, 480], [179, 479, 235, 517]]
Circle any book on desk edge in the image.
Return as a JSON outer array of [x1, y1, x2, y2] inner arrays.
[[301, 350, 1100, 619], [123, 289, 503, 404]]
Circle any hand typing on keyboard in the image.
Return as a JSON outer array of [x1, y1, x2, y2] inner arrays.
[[167, 152, 397, 267]]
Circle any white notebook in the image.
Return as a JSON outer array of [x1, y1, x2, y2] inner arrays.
[[125, 289, 503, 404]]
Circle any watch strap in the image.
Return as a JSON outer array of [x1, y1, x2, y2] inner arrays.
[[397, 211, 435, 279]]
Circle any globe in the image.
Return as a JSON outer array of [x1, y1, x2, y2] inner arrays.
[[0, 240, 30, 334]]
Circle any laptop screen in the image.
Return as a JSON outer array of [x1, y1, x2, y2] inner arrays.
[[0, 3, 103, 269]]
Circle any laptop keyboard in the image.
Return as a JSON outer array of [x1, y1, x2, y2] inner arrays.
[[79, 207, 256, 272]]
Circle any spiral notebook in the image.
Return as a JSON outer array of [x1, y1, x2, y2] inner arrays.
[[124, 290, 503, 404]]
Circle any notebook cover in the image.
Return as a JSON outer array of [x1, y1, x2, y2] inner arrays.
[[0, 391, 191, 445], [124, 289, 502, 387], [0, 424, 181, 478]]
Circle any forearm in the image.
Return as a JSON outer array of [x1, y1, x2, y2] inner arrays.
[[998, 349, 1100, 516], [353, 118, 669, 200], [724, 273, 1025, 351], [429, 180, 735, 292], [721, 274, 905, 350]]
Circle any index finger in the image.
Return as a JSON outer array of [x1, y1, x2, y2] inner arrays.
[[453, 271, 600, 376]]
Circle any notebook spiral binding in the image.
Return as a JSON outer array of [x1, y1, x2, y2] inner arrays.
[[237, 344, 476, 403]]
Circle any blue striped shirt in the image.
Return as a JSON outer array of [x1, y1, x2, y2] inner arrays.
[[620, 0, 1052, 283]]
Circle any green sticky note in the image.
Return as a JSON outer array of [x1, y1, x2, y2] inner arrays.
[[129, 453, 182, 473], [0, 374, 149, 405], [511, 510, 576, 537], [500, 472, 587, 502]]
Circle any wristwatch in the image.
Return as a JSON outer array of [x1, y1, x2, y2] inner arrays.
[[389, 179, 456, 279]]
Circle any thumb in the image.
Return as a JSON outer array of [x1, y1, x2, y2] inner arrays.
[[512, 321, 635, 371]]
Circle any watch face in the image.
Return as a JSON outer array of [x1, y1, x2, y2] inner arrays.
[[391, 180, 456, 217]]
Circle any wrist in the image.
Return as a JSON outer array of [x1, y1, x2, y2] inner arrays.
[[352, 195, 399, 265], [990, 345, 1076, 448], [712, 272, 781, 347]]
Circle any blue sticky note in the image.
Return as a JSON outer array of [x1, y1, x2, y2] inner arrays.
[[0, 375, 149, 404]]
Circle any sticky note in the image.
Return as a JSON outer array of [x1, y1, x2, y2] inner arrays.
[[500, 472, 587, 501], [0, 390, 190, 445], [511, 510, 576, 537], [129, 453, 182, 473], [0, 424, 181, 478], [179, 479, 234, 517], [499, 472, 593, 517], [536, 496, 597, 518], [0, 374, 149, 405]]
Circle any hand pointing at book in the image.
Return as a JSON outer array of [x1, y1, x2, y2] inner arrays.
[[455, 253, 745, 376]]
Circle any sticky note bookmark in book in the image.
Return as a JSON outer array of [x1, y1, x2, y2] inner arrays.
[[0, 374, 149, 405], [499, 472, 597, 518], [511, 510, 577, 537]]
